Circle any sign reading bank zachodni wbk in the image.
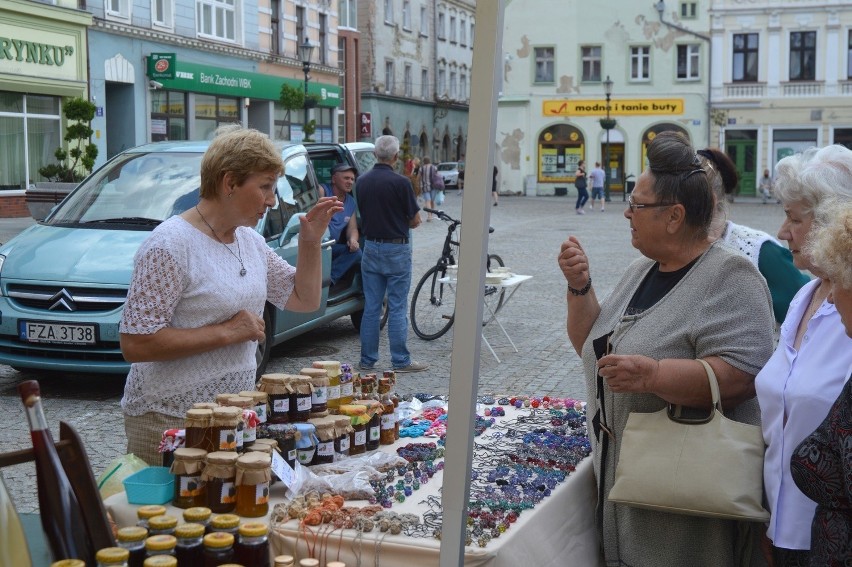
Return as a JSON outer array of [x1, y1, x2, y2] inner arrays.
[[146, 55, 340, 107]]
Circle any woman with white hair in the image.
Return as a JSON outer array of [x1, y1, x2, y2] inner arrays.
[[755, 145, 852, 565], [791, 199, 852, 565]]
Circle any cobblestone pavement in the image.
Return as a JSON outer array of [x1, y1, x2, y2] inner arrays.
[[0, 195, 788, 513]]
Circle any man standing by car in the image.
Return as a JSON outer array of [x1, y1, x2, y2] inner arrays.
[[355, 135, 429, 373], [321, 163, 361, 286]]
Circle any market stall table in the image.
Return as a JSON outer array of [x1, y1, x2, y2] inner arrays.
[[105, 405, 601, 567]]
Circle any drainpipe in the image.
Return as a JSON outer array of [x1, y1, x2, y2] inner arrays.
[[654, 1, 712, 147]]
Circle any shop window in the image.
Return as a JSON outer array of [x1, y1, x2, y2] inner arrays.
[[105, 0, 131, 22], [790, 31, 816, 81], [152, 0, 174, 30], [833, 128, 852, 150], [733, 33, 758, 82], [194, 94, 240, 140], [677, 44, 700, 80], [630, 46, 650, 81], [772, 129, 817, 162], [197, 0, 238, 43], [0, 93, 62, 190], [537, 124, 585, 184], [534, 47, 555, 84], [150, 91, 187, 142], [581, 46, 601, 82]]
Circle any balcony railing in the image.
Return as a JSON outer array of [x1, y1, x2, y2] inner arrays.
[[841, 82, 852, 95], [782, 82, 823, 96], [725, 84, 765, 98]]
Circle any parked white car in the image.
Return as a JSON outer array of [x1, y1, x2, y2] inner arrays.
[[436, 162, 460, 188]]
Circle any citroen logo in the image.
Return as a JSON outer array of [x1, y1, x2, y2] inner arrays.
[[49, 289, 77, 312]]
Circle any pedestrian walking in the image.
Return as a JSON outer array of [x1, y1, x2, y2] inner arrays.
[[589, 162, 606, 211], [574, 160, 588, 214], [419, 157, 437, 221], [355, 135, 428, 373], [759, 169, 773, 204]]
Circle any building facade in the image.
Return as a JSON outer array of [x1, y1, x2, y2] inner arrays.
[[710, 0, 852, 193], [497, 0, 712, 197], [358, 0, 474, 164], [0, 0, 91, 190]]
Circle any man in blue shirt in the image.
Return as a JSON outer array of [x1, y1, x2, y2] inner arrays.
[[321, 163, 361, 286], [355, 135, 428, 373]]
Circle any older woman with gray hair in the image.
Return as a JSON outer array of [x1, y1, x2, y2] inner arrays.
[[789, 199, 852, 566], [755, 145, 852, 566]]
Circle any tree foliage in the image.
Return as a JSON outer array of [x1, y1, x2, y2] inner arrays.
[[38, 97, 99, 183]]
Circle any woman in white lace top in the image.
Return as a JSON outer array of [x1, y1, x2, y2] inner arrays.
[[119, 125, 342, 464]]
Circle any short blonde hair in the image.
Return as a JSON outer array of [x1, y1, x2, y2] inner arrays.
[[806, 199, 852, 290], [199, 124, 283, 199]]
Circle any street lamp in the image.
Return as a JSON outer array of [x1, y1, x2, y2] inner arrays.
[[599, 75, 616, 202], [298, 39, 315, 119]]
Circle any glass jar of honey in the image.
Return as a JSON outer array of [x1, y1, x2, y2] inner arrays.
[[312, 360, 342, 413], [239, 390, 269, 424], [353, 399, 383, 451], [208, 513, 240, 537], [211, 406, 242, 452], [333, 416, 353, 458], [136, 505, 166, 529], [378, 380, 396, 446], [116, 526, 147, 566], [147, 514, 178, 536], [182, 507, 212, 531], [259, 374, 291, 424], [288, 376, 313, 422], [169, 448, 207, 509], [257, 423, 299, 470], [301, 368, 329, 417], [293, 423, 318, 466], [184, 408, 214, 452], [338, 364, 355, 406], [235, 452, 272, 517], [223, 396, 254, 453], [202, 532, 235, 565], [201, 451, 238, 514], [307, 417, 336, 465], [339, 404, 368, 456]]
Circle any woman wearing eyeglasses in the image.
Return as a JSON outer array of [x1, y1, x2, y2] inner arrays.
[[752, 145, 852, 566], [557, 131, 775, 566]]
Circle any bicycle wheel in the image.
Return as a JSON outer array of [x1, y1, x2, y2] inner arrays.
[[410, 265, 456, 340], [484, 254, 506, 316]]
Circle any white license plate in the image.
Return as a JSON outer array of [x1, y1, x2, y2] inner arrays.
[[19, 321, 97, 345]]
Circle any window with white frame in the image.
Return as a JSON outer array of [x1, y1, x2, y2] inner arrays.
[[105, 0, 131, 21], [450, 71, 457, 98], [197, 0, 237, 42], [296, 6, 306, 44], [404, 64, 412, 97], [152, 0, 173, 28], [630, 46, 650, 81], [676, 44, 700, 79], [534, 47, 555, 83], [733, 33, 758, 82], [385, 60, 395, 93], [421, 69, 429, 98], [438, 68, 446, 96], [319, 13, 328, 65], [459, 16, 466, 46], [470, 21, 474, 47], [449, 15, 456, 43], [437, 11, 445, 40], [420, 6, 428, 35], [384, 0, 394, 24], [402, 1, 411, 30], [339, 0, 357, 30], [679, 1, 696, 19], [848, 30, 852, 79], [790, 31, 816, 81], [460, 72, 467, 100], [581, 46, 601, 82]]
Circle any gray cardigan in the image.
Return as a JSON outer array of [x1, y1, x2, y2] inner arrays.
[[580, 242, 775, 567]]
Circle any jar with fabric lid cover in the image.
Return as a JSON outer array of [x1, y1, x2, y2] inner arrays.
[[300, 368, 329, 417], [259, 374, 291, 424], [222, 396, 254, 452], [257, 422, 298, 470], [339, 405, 368, 455], [239, 390, 269, 424], [333, 416, 353, 458], [338, 365, 355, 406], [215, 393, 239, 405], [235, 452, 272, 517], [312, 360, 341, 413], [353, 399, 383, 451], [293, 422, 319, 465], [288, 376, 313, 422], [202, 451, 238, 514], [211, 406, 242, 452], [184, 408, 214, 452], [193, 402, 220, 411], [169, 448, 207, 509], [307, 417, 336, 465]]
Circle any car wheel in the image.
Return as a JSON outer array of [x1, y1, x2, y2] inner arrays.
[[351, 296, 389, 331], [256, 305, 274, 379]]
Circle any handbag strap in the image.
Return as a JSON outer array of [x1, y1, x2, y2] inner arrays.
[[667, 359, 723, 423]]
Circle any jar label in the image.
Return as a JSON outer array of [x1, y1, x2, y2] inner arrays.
[[288, 449, 297, 462], [311, 387, 328, 404], [369, 426, 380, 441], [218, 428, 238, 450], [354, 430, 367, 446], [235, 423, 244, 449], [272, 398, 290, 414], [327, 385, 341, 401], [243, 426, 257, 443], [338, 436, 350, 452], [296, 396, 312, 411], [254, 482, 270, 505], [179, 474, 203, 497], [219, 481, 236, 504], [381, 414, 395, 430], [297, 447, 315, 464], [317, 440, 334, 456], [340, 383, 354, 397], [254, 403, 268, 423]]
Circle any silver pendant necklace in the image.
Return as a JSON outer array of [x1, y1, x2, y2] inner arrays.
[[195, 205, 247, 276]]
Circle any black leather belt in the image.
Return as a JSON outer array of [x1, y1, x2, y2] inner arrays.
[[366, 237, 409, 244]]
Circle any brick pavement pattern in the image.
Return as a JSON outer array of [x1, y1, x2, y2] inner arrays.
[[0, 196, 788, 513]]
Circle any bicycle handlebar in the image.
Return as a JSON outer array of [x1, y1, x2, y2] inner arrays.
[[423, 208, 494, 233]]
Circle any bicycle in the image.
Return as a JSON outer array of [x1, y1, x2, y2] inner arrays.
[[410, 208, 505, 340]]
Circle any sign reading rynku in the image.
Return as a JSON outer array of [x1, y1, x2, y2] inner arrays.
[[543, 99, 684, 116], [0, 36, 74, 66]]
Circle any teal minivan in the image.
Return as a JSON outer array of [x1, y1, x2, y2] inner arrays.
[[0, 141, 376, 376]]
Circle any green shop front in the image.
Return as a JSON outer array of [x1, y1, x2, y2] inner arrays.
[[147, 57, 341, 143], [0, 0, 91, 190]]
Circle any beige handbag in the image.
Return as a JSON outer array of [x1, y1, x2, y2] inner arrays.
[[607, 359, 770, 522]]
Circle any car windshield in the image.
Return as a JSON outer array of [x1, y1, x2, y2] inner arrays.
[[47, 152, 203, 226], [351, 150, 378, 173], [437, 163, 458, 171]]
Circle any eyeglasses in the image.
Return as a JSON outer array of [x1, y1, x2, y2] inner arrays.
[[627, 194, 673, 213]]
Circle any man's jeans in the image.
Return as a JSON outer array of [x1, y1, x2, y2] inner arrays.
[[359, 240, 412, 368], [330, 243, 362, 285]]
